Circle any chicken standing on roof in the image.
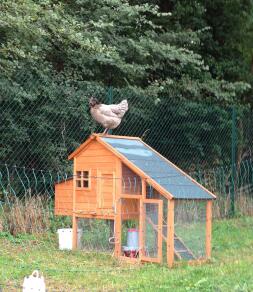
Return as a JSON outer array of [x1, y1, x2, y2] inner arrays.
[[89, 97, 128, 134]]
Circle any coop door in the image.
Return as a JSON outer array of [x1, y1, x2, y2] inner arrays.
[[97, 171, 115, 209], [140, 199, 163, 263]]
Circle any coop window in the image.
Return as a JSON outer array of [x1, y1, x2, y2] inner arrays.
[[76, 171, 90, 188]]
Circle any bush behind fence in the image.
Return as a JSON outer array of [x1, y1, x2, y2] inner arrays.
[[1, 74, 253, 217]]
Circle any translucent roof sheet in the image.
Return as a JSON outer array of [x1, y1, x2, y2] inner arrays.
[[101, 137, 214, 199]]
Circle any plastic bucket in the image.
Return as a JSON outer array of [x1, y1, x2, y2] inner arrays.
[[57, 228, 82, 250]]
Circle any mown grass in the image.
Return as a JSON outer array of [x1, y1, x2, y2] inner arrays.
[[0, 217, 253, 291]]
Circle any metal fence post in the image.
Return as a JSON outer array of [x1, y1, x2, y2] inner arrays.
[[108, 86, 113, 134], [230, 106, 237, 216]]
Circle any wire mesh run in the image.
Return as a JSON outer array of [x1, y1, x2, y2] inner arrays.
[[174, 200, 206, 261], [143, 202, 159, 258], [77, 218, 114, 253]]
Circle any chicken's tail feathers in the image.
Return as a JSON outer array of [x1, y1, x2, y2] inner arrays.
[[109, 99, 128, 118], [120, 99, 128, 111], [118, 99, 128, 117]]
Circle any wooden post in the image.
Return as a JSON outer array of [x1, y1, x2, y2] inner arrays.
[[114, 159, 122, 257], [139, 179, 146, 258], [72, 215, 78, 249], [114, 198, 122, 257], [158, 200, 163, 263], [167, 199, 174, 268], [72, 157, 77, 249], [206, 200, 212, 259]]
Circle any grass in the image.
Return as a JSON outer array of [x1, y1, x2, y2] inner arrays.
[[0, 217, 253, 291]]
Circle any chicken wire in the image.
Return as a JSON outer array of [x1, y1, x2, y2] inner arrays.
[[120, 198, 161, 260], [2, 73, 253, 174], [174, 200, 206, 261], [143, 202, 159, 259], [77, 218, 114, 253], [146, 185, 168, 262], [0, 44, 252, 291]]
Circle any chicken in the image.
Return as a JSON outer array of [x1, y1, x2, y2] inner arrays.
[[89, 97, 128, 134]]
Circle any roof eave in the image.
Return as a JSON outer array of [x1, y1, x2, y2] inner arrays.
[[68, 135, 96, 160]]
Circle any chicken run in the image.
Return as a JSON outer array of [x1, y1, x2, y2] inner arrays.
[[55, 134, 215, 267]]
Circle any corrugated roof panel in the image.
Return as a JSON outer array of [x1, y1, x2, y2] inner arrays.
[[101, 137, 214, 199]]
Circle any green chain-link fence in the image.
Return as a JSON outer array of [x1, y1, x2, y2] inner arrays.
[[1, 73, 253, 216], [1, 73, 253, 290]]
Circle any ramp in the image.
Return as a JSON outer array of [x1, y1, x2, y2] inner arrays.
[[174, 234, 196, 260], [147, 216, 196, 260]]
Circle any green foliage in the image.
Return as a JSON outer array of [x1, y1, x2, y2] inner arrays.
[[0, 0, 252, 171], [0, 0, 250, 96], [155, 0, 253, 102]]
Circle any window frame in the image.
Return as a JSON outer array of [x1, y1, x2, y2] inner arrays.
[[76, 170, 91, 190]]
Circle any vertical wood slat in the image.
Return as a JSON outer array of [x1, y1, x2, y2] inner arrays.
[[72, 157, 77, 249], [72, 215, 78, 249], [158, 200, 163, 262], [114, 158, 122, 257], [167, 199, 174, 268], [139, 179, 146, 258], [206, 200, 212, 259]]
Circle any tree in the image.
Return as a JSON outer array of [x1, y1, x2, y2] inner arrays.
[[0, 0, 251, 170]]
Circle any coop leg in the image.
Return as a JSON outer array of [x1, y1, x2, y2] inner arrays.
[[206, 200, 212, 259], [114, 200, 122, 257], [72, 215, 78, 250], [167, 200, 174, 268]]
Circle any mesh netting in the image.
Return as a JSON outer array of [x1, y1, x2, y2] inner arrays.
[[78, 218, 114, 252], [174, 200, 206, 260], [143, 202, 159, 259]]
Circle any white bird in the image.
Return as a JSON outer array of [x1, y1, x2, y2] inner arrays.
[[89, 97, 128, 134]]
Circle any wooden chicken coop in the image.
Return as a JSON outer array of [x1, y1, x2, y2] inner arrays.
[[55, 134, 216, 267]]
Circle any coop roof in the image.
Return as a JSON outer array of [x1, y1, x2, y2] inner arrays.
[[69, 134, 216, 200]]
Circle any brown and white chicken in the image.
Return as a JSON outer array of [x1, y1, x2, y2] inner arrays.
[[89, 97, 128, 134]]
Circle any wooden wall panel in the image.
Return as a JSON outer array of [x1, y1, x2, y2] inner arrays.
[[56, 140, 143, 219], [55, 179, 73, 215], [75, 140, 117, 214]]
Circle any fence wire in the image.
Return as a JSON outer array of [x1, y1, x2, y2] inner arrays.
[[1, 74, 253, 172], [1, 74, 253, 290]]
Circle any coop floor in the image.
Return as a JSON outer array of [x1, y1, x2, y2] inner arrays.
[[0, 217, 253, 291]]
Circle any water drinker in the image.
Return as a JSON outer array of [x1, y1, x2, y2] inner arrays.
[[123, 228, 139, 258]]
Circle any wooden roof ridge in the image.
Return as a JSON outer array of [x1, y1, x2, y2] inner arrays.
[[68, 133, 141, 160]]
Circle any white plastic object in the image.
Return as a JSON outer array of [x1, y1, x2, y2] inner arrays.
[[22, 270, 46, 292], [126, 228, 139, 250], [57, 228, 83, 250]]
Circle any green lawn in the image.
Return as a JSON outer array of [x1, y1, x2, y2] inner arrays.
[[0, 217, 253, 291]]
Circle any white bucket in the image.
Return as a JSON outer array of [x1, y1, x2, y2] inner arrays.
[[57, 228, 82, 250]]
